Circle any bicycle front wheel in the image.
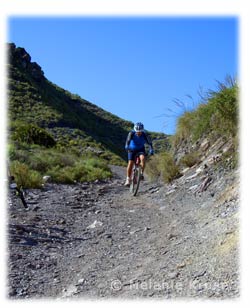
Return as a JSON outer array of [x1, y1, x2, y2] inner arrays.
[[130, 166, 141, 196]]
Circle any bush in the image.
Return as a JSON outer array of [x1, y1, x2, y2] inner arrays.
[[26, 149, 76, 173], [11, 121, 56, 147], [146, 152, 181, 183], [179, 151, 201, 168], [174, 111, 196, 144], [9, 161, 43, 188], [172, 81, 238, 149], [47, 158, 112, 184], [159, 153, 181, 183], [47, 165, 75, 184], [7, 143, 18, 161], [191, 103, 215, 140], [77, 158, 112, 182], [145, 156, 161, 181], [8, 137, 113, 186], [209, 85, 238, 137]]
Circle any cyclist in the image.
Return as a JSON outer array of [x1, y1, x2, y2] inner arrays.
[[124, 122, 154, 186]]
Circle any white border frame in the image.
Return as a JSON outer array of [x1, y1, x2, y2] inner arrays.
[[1, 1, 249, 307]]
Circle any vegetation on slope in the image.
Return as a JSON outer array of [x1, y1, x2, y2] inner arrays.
[[7, 43, 169, 187], [146, 77, 239, 183], [8, 43, 237, 187], [173, 77, 238, 146]]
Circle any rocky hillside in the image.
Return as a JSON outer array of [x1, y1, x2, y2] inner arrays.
[[7, 43, 168, 162]]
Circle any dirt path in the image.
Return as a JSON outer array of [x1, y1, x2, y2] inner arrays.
[[8, 165, 239, 299]]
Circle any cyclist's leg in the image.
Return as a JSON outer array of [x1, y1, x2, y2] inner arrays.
[[136, 148, 145, 180], [127, 160, 134, 179], [139, 154, 145, 180], [139, 154, 146, 172], [125, 151, 135, 186], [138, 147, 146, 173]]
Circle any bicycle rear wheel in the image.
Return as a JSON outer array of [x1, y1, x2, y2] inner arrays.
[[130, 166, 141, 196]]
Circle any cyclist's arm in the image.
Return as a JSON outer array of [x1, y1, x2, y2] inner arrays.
[[144, 132, 153, 149], [125, 131, 133, 150]]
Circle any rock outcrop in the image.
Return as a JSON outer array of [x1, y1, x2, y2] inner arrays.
[[8, 43, 44, 82]]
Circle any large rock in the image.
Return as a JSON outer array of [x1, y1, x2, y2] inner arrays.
[[8, 43, 44, 82], [30, 62, 44, 81], [200, 139, 210, 152]]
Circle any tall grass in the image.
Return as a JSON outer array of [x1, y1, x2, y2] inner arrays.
[[146, 153, 181, 183], [172, 79, 238, 147], [179, 151, 201, 168], [148, 78, 239, 184]]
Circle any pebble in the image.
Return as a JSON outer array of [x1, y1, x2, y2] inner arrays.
[[76, 278, 85, 285], [165, 189, 176, 195], [87, 220, 103, 229], [168, 272, 179, 279]]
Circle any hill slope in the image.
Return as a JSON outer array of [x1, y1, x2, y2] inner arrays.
[[7, 43, 168, 186], [8, 43, 168, 160]]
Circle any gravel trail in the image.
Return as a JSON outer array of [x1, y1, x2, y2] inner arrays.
[[7, 165, 239, 299]]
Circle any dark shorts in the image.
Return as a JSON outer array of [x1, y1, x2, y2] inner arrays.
[[128, 147, 146, 161]]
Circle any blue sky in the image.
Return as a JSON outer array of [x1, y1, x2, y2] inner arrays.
[[8, 17, 238, 134]]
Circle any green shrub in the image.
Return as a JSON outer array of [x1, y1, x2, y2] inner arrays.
[[174, 111, 196, 143], [47, 158, 112, 184], [11, 121, 56, 147], [84, 157, 109, 171], [71, 162, 88, 182], [209, 85, 238, 137], [173, 81, 238, 149], [48, 152, 75, 168], [79, 158, 112, 182], [8, 138, 113, 186], [145, 156, 161, 181], [28, 150, 75, 173], [28, 152, 53, 173], [159, 153, 181, 183], [192, 103, 215, 140], [7, 143, 17, 161], [9, 161, 43, 188], [179, 151, 201, 168], [146, 152, 181, 183], [47, 165, 75, 184]]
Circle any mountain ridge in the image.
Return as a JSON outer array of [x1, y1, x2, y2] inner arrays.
[[8, 42, 169, 162]]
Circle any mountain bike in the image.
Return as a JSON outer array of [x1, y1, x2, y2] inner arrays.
[[8, 175, 28, 209], [130, 153, 143, 196]]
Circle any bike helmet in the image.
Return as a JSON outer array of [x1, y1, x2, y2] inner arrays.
[[134, 122, 144, 132]]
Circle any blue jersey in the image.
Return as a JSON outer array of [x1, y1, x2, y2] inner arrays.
[[125, 131, 153, 151]]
